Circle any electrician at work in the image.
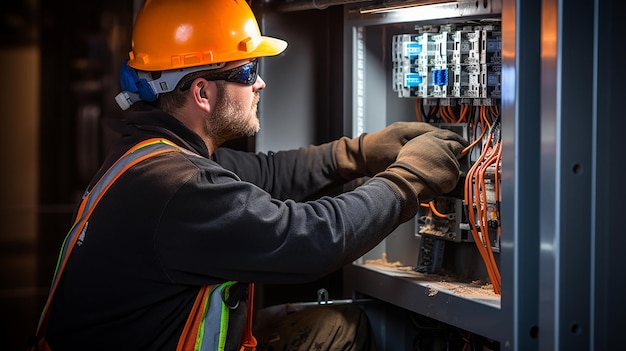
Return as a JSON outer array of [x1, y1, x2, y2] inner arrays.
[[36, 0, 468, 350]]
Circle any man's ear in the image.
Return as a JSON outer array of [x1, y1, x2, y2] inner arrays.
[[192, 80, 211, 111]]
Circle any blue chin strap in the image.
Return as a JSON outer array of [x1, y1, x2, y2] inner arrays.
[[114, 61, 226, 111]]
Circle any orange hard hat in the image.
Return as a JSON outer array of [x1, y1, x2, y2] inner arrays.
[[128, 0, 288, 71]]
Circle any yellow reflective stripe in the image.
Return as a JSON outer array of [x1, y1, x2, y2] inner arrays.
[[218, 282, 237, 351], [194, 285, 214, 351], [129, 138, 177, 153]]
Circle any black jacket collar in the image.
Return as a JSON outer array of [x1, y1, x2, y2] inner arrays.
[[118, 105, 211, 159]]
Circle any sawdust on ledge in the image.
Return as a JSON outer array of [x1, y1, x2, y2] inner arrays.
[[363, 253, 498, 299], [365, 253, 411, 270]]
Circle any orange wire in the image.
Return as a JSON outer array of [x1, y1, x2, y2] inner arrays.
[[480, 144, 500, 281], [430, 105, 437, 120], [489, 104, 499, 118], [465, 162, 496, 291], [415, 99, 423, 122], [447, 105, 457, 122], [439, 106, 452, 123], [439, 106, 451, 123], [494, 138, 502, 201], [481, 105, 492, 129], [475, 141, 502, 289], [480, 143, 502, 290], [488, 137, 503, 283], [461, 106, 493, 155], [461, 123, 486, 155], [464, 131, 501, 294], [461, 103, 474, 123], [457, 104, 465, 123], [494, 139, 503, 244], [461, 332, 471, 351], [429, 201, 448, 218]]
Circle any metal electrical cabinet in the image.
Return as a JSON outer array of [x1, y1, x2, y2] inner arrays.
[[329, 0, 625, 350]]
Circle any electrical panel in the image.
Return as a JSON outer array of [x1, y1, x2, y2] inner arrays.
[[389, 22, 503, 293], [343, 1, 507, 349]]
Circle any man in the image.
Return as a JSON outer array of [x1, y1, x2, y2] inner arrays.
[[41, 0, 468, 350]]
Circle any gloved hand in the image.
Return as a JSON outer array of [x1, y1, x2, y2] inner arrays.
[[374, 129, 469, 223], [333, 121, 439, 180]]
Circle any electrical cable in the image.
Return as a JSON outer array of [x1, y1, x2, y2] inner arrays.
[[413, 99, 503, 294], [475, 139, 501, 290], [429, 201, 449, 218], [465, 135, 501, 294], [464, 133, 495, 290], [463, 110, 502, 294], [447, 105, 457, 122], [415, 98, 423, 122]]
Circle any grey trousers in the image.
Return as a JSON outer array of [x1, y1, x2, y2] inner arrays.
[[254, 303, 376, 351]]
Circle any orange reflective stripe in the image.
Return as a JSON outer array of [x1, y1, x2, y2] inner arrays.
[[73, 138, 175, 221], [239, 283, 256, 351], [177, 285, 212, 351]]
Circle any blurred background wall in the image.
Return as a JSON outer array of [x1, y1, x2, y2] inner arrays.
[[1, 1, 133, 349]]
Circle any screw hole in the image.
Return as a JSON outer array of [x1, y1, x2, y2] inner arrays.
[[571, 323, 581, 335], [529, 325, 539, 339], [572, 163, 583, 175]]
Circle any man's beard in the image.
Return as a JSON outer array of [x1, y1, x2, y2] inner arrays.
[[204, 82, 260, 143]]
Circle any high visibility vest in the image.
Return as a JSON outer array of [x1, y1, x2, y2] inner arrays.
[[30, 138, 256, 351]]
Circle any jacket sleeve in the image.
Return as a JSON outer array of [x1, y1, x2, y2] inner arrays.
[[155, 157, 406, 285], [213, 142, 345, 201]]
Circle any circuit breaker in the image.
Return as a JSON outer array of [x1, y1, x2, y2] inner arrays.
[[392, 24, 501, 100]]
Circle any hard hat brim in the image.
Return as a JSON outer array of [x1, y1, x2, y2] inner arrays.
[[253, 36, 288, 58]]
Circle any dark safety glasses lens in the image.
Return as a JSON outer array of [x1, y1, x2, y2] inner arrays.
[[227, 60, 258, 85]]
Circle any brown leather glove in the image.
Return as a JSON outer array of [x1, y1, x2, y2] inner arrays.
[[333, 121, 439, 179], [374, 129, 469, 223]]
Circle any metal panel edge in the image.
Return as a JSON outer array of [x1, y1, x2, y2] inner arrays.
[[500, 0, 541, 350], [540, 0, 594, 350]]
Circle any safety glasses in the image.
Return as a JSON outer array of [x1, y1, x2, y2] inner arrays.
[[179, 60, 258, 91]]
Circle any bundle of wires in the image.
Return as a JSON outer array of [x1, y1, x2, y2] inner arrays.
[[463, 106, 502, 294], [415, 102, 502, 294], [414, 98, 473, 124]]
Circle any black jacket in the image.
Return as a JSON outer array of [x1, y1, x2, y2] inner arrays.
[[47, 107, 404, 350]]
